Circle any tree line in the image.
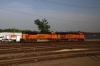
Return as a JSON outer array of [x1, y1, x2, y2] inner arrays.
[[0, 28, 35, 33]]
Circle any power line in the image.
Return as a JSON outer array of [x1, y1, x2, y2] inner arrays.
[[0, 8, 99, 24], [34, 0, 100, 10], [0, 8, 66, 20]]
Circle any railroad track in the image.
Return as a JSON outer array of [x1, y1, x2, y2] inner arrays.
[[0, 49, 100, 66], [0, 41, 100, 66]]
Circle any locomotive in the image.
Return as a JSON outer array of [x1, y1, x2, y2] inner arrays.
[[20, 31, 85, 43]]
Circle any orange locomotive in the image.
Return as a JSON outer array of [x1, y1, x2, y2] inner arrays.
[[20, 32, 85, 43]]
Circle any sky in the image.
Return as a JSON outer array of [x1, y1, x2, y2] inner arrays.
[[0, 0, 100, 32]]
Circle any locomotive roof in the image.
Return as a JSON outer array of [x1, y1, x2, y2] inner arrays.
[[22, 32, 82, 34]]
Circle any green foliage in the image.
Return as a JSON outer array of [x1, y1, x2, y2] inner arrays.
[[0, 28, 21, 32], [0, 29, 3, 32], [34, 18, 50, 33], [0, 28, 39, 33]]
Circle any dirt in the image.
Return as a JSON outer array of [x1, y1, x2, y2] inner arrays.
[[0, 41, 100, 66]]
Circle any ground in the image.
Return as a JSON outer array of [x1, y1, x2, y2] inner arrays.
[[13, 56, 100, 66], [0, 41, 100, 66]]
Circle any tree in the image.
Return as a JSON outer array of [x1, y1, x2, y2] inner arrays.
[[34, 18, 50, 33], [0, 29, 3, 32]]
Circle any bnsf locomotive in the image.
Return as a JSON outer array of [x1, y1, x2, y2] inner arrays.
[[20, 32, 85, 43]]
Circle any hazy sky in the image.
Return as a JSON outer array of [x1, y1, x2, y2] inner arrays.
[[0, 0, 100, 32]]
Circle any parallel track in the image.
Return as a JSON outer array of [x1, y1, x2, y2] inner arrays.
[[0, 41, 100, 66]]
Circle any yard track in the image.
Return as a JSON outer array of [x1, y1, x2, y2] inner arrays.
[[0, 41, 100, 66]]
